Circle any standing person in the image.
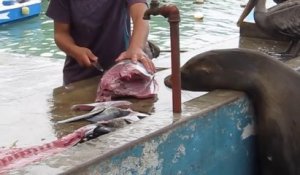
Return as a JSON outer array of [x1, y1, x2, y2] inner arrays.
[[46, 0, 158, 85]]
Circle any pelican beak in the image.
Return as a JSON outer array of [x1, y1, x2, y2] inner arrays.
[[237, 0, 258, 27]]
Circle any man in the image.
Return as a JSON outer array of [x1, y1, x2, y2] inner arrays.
[[46, 0, 157, 85]]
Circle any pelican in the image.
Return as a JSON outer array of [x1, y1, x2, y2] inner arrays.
[[237, 0, 300, 58], [273, 0, 286, 4], [273, 0, 298, 4]]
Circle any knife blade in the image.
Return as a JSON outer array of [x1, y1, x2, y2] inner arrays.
[[92, 60, 104, 73]]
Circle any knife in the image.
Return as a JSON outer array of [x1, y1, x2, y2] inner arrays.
[[92, 59, 104, 73]]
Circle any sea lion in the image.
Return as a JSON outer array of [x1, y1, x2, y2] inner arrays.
[[164, 48, 300, 175]]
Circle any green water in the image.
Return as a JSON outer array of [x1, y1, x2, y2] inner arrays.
[[0, 1, 63, 57], [0, 0, 244, 59]]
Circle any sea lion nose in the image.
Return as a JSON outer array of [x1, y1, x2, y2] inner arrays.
[[164, 75, 172, 88]]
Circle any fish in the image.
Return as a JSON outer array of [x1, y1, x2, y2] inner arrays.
[[0, 124, 104, 173], [57, 106, 106, 124], [71, 100, 132, 111], [57, 106, 148, 124], [96, 60, 158, 102], [90, 108, 149, 123], [57, 100, 133, 124], [86, 107, 132, 123], [84, 107, 148, 123], [97, 115, 142, 128]]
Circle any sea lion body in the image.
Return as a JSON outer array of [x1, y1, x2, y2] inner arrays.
[[165, 48, 300, 175]]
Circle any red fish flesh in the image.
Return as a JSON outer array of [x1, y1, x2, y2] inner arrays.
[[0, 124, 102, 173], [95, 60, 158, 102]]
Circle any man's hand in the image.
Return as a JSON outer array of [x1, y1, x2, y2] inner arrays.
[[53, 22, 98, 68], [116, 3, 156, 74], [115, 47, 156, 74], [71, 46, 98, 67]]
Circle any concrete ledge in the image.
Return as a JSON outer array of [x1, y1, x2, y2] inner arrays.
[[239, 22, 290, 41]]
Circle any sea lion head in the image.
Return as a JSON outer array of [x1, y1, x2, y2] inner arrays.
[[164, 49, 260, 92]]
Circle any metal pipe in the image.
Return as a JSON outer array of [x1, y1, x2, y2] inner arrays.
[[144, 0, 181, 113]]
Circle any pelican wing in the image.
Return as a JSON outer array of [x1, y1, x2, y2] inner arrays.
[[267, 1, 300, 38]]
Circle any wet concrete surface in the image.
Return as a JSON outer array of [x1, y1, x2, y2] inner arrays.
[[0, 53, 63, 148]]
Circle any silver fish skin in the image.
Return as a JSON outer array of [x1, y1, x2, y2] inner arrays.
[[87, 107, 131, 122], [57, 106, 106, 124], [97, 111, 149, 126], [71, 100, 132, 111]]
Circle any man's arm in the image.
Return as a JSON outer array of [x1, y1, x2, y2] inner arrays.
[[54, 22, 97, 67], [116, 3, 156, 74], [129, 3, 149, 52]]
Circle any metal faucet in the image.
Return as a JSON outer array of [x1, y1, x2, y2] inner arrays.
[[144, 0, 181, 113]]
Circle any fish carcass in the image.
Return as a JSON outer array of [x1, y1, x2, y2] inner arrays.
[[58, 105, 148, 124], [0, 124, 109, 173], [57, 106, 132, 124], [95, 60, 158, 102], [71, 100, 132, 111]]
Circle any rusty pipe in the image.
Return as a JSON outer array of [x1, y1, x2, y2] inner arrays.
[[144, 1, 181, 113], [144, 1, 180, 22]]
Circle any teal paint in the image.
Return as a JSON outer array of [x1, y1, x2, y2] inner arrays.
[[93, 96, 258, 175], [158, 97, 257, 175], [111, 144, 144, 164]]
